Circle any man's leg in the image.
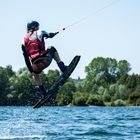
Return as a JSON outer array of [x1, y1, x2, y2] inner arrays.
[[32, 73, 48, 98], [55, 52, 67, 73], [49, 46, 67, 72], [32, 73, 42, 85]]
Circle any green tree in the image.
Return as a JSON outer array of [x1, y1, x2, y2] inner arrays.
[[112, 99, 126, 106], [84, 57, 118, 93], [72, 91, 88, 106], [117, 60, 131, 78], [129, 85, 140, 106], [9, 68, 36, 105], [5, 65, 15, 77], [44, 69, 60, 88], [0, 66, 16, 105], [56, 79, 76, 105], [103, 89, 111, 102], [86, 94, 104, 106], [0, 67, 10, 104]]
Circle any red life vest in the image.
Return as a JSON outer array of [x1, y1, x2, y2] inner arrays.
[[24, 31, 49, 60]]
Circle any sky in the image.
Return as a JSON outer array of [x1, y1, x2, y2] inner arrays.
[[0, 0, 139, 79]]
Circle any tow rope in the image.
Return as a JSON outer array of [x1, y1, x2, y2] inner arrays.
[[56, 0, 120, 34]]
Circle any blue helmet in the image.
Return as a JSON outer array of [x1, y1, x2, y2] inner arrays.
[[27, 21, 39, 30]]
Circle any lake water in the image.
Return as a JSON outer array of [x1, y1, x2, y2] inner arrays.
[[0, 106, 139, 140]]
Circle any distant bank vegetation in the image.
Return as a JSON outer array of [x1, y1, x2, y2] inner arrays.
[[0, 57, 140, 106]]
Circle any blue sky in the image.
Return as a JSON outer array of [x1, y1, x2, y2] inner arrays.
[[0, 0, 140, 78]]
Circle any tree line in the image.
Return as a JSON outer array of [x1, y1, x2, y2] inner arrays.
[[0, 57, 140, 106]]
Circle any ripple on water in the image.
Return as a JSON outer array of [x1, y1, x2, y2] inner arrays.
[[0, 106, 140, 140]]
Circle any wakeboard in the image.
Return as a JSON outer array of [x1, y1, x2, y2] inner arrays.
[[33, 55, 81, 109]]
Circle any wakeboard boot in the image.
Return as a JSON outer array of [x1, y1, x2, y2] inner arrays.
[[57, 61, 67, 73]]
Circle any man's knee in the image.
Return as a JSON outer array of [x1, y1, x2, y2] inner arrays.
[[49, 46, 57, 57], [50, 46, 57, 53]]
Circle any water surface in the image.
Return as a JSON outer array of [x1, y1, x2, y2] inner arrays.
[[0, 106, 139, 140]]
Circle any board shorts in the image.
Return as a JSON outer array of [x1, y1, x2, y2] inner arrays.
[[31, 51, 53, 74], [32, 53, 52, 65]]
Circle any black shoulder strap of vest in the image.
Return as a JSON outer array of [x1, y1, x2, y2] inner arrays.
[[22, 45, 33, 73]]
